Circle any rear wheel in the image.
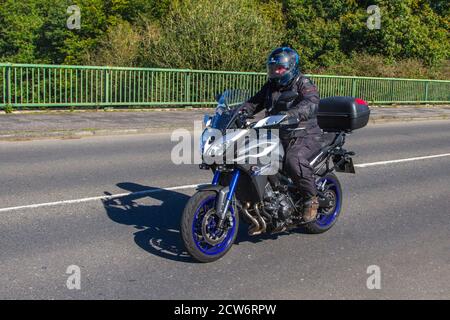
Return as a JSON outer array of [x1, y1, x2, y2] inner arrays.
[[304, 173, 342, 234], [181, 191, 239, 263]]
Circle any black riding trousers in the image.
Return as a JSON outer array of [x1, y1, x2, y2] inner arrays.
[[282, 132, 322, 199]]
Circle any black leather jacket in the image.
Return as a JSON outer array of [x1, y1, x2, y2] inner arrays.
[[242, 74, 321, 139]]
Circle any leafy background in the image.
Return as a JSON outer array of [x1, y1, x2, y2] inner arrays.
[[0, 0, 448, 79]]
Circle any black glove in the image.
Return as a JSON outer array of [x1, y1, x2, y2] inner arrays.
[[280, 108, 298, 120], [238, 107, 251, 117]]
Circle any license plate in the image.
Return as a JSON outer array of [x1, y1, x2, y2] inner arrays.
[[335, 157, 356, 174]]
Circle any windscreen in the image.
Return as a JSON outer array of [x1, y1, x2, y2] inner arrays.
[[211, 90, 251, 130]]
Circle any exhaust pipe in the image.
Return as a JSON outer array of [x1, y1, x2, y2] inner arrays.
[[254, 203, 267, 234], [241, 203, 262, 236]]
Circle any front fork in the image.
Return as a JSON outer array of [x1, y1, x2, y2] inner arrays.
[[213, 169, 240, 228]]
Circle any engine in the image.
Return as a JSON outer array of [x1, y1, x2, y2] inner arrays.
[[263, 184, 295, 230]]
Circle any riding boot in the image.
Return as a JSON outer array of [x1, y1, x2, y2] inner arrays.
[[302, 196, 319, 222]]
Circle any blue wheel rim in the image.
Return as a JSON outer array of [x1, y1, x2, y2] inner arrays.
[[315, 177, 341, 227], [192, 196, 237, 256]]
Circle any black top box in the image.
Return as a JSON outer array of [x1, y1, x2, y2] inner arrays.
[[317, 96, 371, 132]]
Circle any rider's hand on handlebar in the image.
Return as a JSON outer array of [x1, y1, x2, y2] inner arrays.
[[279, 109, 297, 118], [279, 109, 300, 124], [235, 108, 253, 128], [238, 108, 249, 116], [238, 108, 253, 119]]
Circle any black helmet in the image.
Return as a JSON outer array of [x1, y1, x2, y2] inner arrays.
[[267, 47, 300, 88]]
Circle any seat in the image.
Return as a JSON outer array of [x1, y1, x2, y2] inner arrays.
[[320, 132, 336, 148], [308, 132, 337, 163]]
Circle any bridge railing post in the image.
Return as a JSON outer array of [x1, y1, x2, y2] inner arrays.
[[6, 63, 12, 109], [424, 81, 430, 102]]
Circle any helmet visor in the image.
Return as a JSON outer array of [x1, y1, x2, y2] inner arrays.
[[267, 64, 289, 79]]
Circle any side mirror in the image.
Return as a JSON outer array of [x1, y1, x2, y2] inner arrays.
[[203, 114, 212, 126]]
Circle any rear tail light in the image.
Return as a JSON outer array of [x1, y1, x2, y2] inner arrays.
[[355, 98, 368, 105]]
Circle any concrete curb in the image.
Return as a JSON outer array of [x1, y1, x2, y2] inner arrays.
[[0, 127, 175, 141], [369, 115, 449, 124]]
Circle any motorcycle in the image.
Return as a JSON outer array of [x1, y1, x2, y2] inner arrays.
[[181, 90, 370, 262]]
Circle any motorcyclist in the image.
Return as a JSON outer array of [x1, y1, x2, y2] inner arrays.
[[241, 47, 322, 222]]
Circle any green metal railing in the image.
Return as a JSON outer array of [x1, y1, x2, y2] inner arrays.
[[1, 63, 449, 109]]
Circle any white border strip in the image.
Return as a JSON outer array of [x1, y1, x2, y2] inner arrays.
[[1, 153, 449, 213]]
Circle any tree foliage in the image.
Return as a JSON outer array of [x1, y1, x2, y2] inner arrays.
[[0, 0, 448, 78], [284, 0, 449, 71], [0, 0, 167, 64]]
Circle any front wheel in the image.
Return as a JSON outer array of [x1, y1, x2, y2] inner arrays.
[[304, 173, 343, 234], [181, 191, 239, 263]]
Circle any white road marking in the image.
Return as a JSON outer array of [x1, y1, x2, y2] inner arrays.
[[0, 153, 449, 213], [0, 184, 201, 213], [354, 153, 450, 168]]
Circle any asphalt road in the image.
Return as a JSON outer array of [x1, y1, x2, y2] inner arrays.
[[0, 120, 449, 299]]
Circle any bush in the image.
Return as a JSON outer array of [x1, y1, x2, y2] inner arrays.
[[83, 21, 142, 66], [312, 54, 450, 80], [4, 105, 14, 114], [140, 0, 284, 71]]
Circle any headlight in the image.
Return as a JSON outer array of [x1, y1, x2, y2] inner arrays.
[[206, 141, 231, 157], [200, 129, 209, 153], [200, 128, 218, 154]]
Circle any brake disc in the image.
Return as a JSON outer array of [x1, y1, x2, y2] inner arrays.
[[201, 209, 228, 246], [321, 189, 337, 215]]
